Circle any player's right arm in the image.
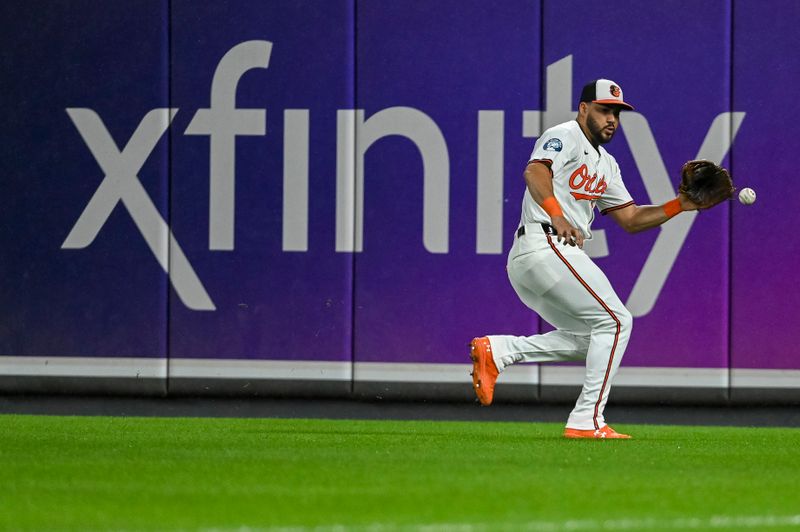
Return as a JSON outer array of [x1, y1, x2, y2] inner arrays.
[[523, 162, 584, 248]]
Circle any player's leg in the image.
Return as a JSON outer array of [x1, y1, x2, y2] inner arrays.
[[472, 249, 592, 406], [498, 236, 633, 430], [565, 295, 632, 431], [472, 292, 590, 406], [470, 230, 593, 405], [487, 280, 592, 371], [471, 228, 631, 419], [482, 230, 593, 371], [541, 242, 633, 431]]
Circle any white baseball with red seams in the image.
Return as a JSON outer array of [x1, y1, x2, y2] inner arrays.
[[738, 187, 756, 205], [485, 116, 635, 431]]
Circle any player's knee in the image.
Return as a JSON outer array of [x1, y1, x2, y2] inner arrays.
[[615, 307, 633, 337], [597, 307, 632, 336], [592, 306, 632, 336]]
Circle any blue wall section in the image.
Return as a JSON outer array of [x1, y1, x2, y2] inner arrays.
[[168, 1, 355, 366], [0, 2, 169, 362]]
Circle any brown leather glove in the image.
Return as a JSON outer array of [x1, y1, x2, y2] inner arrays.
[[678, 160, 735, 209]]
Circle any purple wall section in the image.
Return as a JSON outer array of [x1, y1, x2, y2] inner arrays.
[[731, 0, 800, 369], [543, 0, 733, 369], [1, 1, 798, 394], [354, 0, 542, 364]]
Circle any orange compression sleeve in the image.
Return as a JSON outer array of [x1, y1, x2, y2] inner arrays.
[[541, 196, 564, 218], [662, 198, 682, 218]]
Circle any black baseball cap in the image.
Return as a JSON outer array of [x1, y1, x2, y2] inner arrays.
[[579, 79, 634, 110]]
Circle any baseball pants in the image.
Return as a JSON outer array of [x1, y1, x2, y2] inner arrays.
[[487, 223, 633, 430]]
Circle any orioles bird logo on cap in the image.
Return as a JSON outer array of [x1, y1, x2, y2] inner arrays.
[[610, 85, 621, 97]]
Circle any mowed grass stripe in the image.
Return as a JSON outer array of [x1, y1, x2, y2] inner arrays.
[[255, 513, 800, 531], [1, 415, 799, 530]]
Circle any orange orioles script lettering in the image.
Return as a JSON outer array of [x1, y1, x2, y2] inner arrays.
[[569, 164, 607, 201]]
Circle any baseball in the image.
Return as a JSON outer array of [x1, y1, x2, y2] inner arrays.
[[738, 187, 757, 205]]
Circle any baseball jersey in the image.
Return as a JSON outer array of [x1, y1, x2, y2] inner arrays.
[[521, 120, 634, 240]]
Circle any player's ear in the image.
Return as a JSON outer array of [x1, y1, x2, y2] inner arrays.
[[578, 101, 588, 117]]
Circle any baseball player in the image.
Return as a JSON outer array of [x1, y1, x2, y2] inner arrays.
[[470, 79, 732, 439]]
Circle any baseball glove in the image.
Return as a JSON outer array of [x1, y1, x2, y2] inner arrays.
[[678, 159, 735, 209]]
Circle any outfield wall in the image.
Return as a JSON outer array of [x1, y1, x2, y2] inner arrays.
[[1, 1, 799, 403]]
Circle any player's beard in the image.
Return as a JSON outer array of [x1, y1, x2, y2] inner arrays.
[[587, 114, 617, 145]]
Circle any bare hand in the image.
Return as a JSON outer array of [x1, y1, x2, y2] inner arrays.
[[551, 216, 584, 248]]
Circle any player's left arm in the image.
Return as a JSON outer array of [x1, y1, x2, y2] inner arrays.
[[609, 159, 735, 232], [605, 194, 704, 234]]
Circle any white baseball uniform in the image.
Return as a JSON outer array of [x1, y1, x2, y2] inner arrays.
[[487, 119, 635, 430]]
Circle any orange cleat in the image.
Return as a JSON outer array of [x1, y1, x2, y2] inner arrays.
[[469, 337, 499, 406], [563, 425, 631, 439]]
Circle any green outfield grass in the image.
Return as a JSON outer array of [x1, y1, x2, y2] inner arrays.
[[1, 415, 799, 531]]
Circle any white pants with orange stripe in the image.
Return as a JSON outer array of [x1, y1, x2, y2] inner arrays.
[[487, 223, 633, 431]]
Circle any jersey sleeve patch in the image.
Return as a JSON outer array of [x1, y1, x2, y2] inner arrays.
[[543, 138, 563, 152]]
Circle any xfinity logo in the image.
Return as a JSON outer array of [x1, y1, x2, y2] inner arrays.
[[64, 41, 744, 315]]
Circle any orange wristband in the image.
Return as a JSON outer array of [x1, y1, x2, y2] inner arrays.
[[663, 198, 682, 218], [541, 197, 564, 218]]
